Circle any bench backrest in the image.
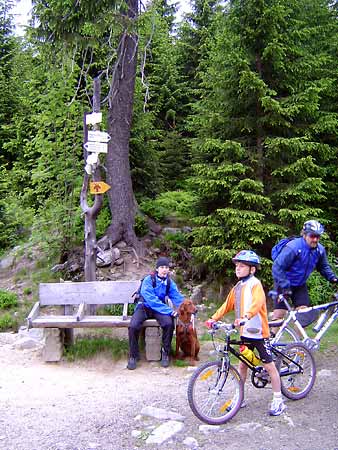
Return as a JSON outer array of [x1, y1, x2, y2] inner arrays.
[[39, 281, 140, 306]]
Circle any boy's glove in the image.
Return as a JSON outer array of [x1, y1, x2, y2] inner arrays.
[[205, 319, 216, 329]]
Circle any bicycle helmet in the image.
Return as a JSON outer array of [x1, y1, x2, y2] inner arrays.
[[303, 220, 324, 236], [232, 250, 261, 267]]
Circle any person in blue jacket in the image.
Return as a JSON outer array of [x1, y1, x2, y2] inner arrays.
[[272, 220, 337, 321], [127, 257, 184, 370]]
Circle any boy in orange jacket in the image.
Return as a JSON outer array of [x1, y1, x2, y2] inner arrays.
[[206, 250, 286, 416]]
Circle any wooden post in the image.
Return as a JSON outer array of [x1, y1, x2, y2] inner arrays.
[[80, 77, 104, 313]]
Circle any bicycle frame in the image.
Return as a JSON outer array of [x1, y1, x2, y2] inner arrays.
[[272, 293, 338, 351], [211, 327, 304, 385]]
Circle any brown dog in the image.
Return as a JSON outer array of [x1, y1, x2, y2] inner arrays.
[[175, 299, 200, 363]]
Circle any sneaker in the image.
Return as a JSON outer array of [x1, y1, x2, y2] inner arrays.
[[161, 351, 170, 368], [269, 399, 286, 416], [240, 400, 247, 408], [127, 357, 137, 370]]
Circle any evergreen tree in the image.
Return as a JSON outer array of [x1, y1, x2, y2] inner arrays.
[[187, 0, 338, 281]]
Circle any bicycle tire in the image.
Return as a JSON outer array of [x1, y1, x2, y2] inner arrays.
[[275, 342, 316, 400], [187, 360, 244, 425]]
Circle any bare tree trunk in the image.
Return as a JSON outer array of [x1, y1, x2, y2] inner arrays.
[[105, 0, 141, 253]]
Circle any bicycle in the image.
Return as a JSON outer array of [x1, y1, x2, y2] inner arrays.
[[269, 291, 338, 351], [187, 321, 316, 425]]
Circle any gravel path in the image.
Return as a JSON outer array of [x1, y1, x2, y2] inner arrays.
[[0, 334, 337, 450]]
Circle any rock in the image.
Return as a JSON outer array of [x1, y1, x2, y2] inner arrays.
[[114, 258, 124, 266], [0, 255, 15, 271], [96, 248, 120, 267], [14, 337, 43, 350], [162, 227, 181, 235], [190, 285, 203, 303], [140, 406, 185, 421], [146, 420, 184, 445], [183, 436, 199, 449], [116, 241, 127, 249], [199, 424, 220, 433]]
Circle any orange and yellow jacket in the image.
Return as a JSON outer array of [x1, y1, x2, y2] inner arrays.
[[211, 275, 270, 339]]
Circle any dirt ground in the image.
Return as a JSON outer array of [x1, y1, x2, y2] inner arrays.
[[1, 330, 338, 450]]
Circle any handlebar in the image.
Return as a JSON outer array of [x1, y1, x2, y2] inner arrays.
[[209, 321, 241, 335]]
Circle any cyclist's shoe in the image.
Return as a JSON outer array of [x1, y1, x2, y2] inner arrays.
[[127, 357, 137, 370], [161, 351, 170, 368], [240, 400, 247, 408], [269, 399, 286, 416]]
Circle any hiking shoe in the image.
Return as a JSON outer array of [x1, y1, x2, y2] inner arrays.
[[127, 357, 137, 370], [161, 351, 170, 368], [269, 399, 286, 416]]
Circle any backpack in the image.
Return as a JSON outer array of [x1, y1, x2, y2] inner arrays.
[[271, 236, 298, 261], [132, 273, 171, 303]]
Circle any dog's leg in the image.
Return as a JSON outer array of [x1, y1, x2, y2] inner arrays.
[[175, 328, 180, 359]]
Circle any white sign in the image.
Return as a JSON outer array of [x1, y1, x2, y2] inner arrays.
[[85, 112, 102, 125], [88, 130, 111, 143], [84, 142, 108, 153], [86, 153, 99, 165]]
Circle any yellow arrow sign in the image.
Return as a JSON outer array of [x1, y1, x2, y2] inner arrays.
[[90, 181, 111, 195]]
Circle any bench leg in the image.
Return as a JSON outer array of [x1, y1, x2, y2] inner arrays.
[[63, 328, 75, 348], [42, 328, 63, 362], [145, 327, 162, 361]]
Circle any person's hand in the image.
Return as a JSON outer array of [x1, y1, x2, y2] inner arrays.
[[281, 288, 292, 298], [331, 278, 338, 284], [205, 319, 216, 328], [171, 310, 178, 318], [234, 317, 248, 327]]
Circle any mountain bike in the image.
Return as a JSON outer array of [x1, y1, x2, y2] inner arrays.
[[187, 322, 316, 425], [269, 292, 338, 351]]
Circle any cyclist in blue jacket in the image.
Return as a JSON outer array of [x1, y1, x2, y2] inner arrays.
[[272, 220, 338, 321], [127, 257, 184, 370]]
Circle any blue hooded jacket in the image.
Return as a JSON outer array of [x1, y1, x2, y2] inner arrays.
[[138, 273, 184, 315], [272, 237, 336, 290]]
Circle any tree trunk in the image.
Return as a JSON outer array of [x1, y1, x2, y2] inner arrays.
[[105, 0, 141, 253]]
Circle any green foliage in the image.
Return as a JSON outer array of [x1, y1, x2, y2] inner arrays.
[[0, 289, 18, 309], [64, 336, 129, 361], [134, 215, 149, 237], [140, 191, 198, 222], [0, 312, 17, 331]]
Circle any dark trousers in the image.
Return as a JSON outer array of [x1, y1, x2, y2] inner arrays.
[[128, 305, 174, 358]]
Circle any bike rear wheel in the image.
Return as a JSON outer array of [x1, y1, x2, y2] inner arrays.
[[187, 360, 243, 425], [276, 342, 316, 400]]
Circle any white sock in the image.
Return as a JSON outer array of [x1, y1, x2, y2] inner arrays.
[[273, 392, 283, 402]]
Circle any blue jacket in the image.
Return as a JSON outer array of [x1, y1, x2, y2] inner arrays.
[[272, 237, 336, 290], [138, 274, 184, 315]]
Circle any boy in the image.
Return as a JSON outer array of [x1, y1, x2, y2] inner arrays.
[[205, 250, 286, 416], [127, 256, 184, 370]]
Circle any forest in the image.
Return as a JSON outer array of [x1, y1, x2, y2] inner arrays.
[[0, 0, 337, 293]]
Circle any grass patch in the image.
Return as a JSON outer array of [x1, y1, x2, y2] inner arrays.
[[64, 336, 129, 361], [172, 359, 189, 367], [0, 290, 18, 309], [0, 312, 18, 331]]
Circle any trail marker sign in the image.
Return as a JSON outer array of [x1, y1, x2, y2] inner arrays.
[[88, 130, 111, 143], [90, 181, 111, 195], [84, 142, 108, 153]]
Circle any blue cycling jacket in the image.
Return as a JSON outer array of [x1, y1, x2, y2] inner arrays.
[[272, 237, 336, 290], [139, 274, 184, 315]]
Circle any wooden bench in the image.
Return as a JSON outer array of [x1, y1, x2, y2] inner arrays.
[[27, 281, 162, 362]]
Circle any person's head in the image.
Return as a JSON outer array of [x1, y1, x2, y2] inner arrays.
[[232, 250, 261, 279], [155, 256, 170, 277], [302, 220, 324, 248]]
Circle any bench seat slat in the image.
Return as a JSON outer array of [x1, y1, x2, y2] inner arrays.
[[39, 281, 140, 306], [30, 315, 159, 328]]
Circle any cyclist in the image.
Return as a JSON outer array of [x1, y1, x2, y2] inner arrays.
[[272, 220, 338, 322], [127, 256, 184, 370], [206, 250, 286, 416]]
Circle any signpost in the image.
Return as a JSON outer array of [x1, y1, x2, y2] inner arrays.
[[88, 130, 111, 143], [89, 181, 111, 195], [84, 141, 108, 153]]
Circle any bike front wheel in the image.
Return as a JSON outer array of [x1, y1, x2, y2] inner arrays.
[[276, 342, 316, 400], [187, 360, 244, 425]]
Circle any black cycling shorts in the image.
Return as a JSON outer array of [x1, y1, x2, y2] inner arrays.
[[241, 337, 273, 364], [273, 284, 310, 310]]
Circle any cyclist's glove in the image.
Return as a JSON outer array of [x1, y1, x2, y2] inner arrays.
[[281, 288, 292, 298], [171, 310, 178, 318], [331, 278, 338, 284], [205, 319, 215, 329]]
